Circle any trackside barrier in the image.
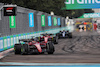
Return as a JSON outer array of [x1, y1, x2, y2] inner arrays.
[[3, 37, 7, 50], [10, 36, 13, 48], [0, 37, 3, 51], [7, 36, 11, 49], [0, 26, 73, 52]]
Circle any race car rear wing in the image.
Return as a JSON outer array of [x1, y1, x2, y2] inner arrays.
[[19, 39, 32, 43], [40, 33, 54, 36]]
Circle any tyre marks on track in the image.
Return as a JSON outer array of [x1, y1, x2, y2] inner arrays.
[[62, 35, 100, 54]]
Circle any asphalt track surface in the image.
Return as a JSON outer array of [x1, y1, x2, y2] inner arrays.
[[1, 31, 100, 63]]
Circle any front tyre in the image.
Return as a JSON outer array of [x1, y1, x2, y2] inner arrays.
[[69, 33, 72, 38], [47, 42, 55, 54], [14, 44, 21, 54], [21, 44, 28, 55], [54, 37, 58, 44]]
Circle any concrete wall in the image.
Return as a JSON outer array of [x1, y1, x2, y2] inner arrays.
[[0, 3, 65, 37]]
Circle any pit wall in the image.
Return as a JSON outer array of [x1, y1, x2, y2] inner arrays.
[[0, 26, 73, 52]]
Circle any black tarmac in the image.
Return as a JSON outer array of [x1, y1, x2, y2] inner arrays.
[[1, 31, 100, 63]]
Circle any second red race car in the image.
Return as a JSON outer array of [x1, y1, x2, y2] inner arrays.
[[36, 33, 58, 44]]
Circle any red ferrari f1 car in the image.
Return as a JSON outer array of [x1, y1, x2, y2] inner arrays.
[[14, 38, 55, 55], [36, 33, 58, 44]]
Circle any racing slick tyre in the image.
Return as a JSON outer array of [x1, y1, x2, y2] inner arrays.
[[69, 35, 72, 38], [69, 33, 72, 38], [21, 44, 28, 55], [47, 42, 55, 54], [14, 44, 21, 54], [53, 37, 58, 44], [56, 33, 60, 39]]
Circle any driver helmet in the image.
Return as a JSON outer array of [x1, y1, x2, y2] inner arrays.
[[45, 32, 48, 36], [63, 30, 65, 32], [31, 36, 34, 40], [60, 31, 62, 32]]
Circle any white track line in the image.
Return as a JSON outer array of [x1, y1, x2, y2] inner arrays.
[[0, 62, 100, 66], [0, 48, 14, 59]]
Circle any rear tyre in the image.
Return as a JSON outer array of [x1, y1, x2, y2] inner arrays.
[[69, 33, 72, 38], [56, 33, 60, 39], [14, 44, 21, 54], [47, 42, 55, 54], [54, 37, 58, 44], [21, 44, 28, 55], [69, 35, 72, 38]]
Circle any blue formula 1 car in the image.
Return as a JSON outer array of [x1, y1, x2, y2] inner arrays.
[[56, 30, 72, 39]]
